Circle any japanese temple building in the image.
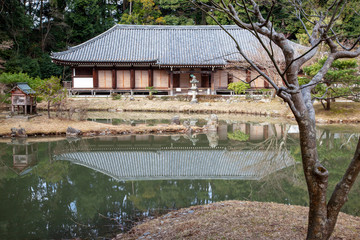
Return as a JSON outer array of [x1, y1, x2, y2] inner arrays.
[[51, 25, 294, 95]]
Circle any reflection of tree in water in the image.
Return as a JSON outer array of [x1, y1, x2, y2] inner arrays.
[[1, 127, 360, 239], [231, 123, 305, 205], [315, 129, 360, 216]]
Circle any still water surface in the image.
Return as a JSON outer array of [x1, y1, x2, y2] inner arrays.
[[0, 119, 359, 239]]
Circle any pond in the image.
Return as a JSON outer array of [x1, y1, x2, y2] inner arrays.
[[0, 117, 359, 239]]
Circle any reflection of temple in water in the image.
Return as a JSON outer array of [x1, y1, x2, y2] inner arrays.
[[8, 139, 38, 173], [55, 130, 295, 181]]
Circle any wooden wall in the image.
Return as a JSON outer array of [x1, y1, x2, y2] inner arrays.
[[98, 70, 112, 89], [72, 66, 273, 92], [117, 70, 131, 88], [153, 70, 169, 88], [213, 70, 228, 88], [135, 70, 149, 88]]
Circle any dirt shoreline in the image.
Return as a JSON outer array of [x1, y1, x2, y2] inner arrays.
[[116, 200, 360, 240], [1, 98, 360, 137], [35, 97, 360, 123], [0, 115, 203, 138]]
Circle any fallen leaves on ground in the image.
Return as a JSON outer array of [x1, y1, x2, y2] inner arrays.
[[117, 200, 360, 240]]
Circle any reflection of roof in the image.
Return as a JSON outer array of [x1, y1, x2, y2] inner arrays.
[[51, 25, 306, 67], [55, 149, 295, 181], [15, 83, 35, 95]]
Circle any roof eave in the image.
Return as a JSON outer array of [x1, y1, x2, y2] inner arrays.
[[51, 59, 226, 68]]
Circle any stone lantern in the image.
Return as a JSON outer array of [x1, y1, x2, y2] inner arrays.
[[190, 74, 199, 104]]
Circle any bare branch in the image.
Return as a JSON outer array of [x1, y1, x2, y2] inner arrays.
[[248, 74, 262, 84], [282, 39, 323, 76], [192, 1, 280, 92], [330, 28, 360, 51], [259, 2, 275, 28], [325, 0, 344, 33], [234, 0, 255, 13], [326, 0, 336, 11], [311, 87, 331, 100], [237, 0, 287, 85]]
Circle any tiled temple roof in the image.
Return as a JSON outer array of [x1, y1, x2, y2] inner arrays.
[[55, 149, 294, 180], [51, 25, 305, 67]]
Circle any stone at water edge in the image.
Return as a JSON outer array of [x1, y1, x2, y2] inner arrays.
[[11, 128, 27, 138], [171, 116, 180, 125], [205, 114, 219, 131], [190, 119, 198, 126], [183, 120, 190, 127], [206, 131, 219, 148], [66, 127, 82, 137]]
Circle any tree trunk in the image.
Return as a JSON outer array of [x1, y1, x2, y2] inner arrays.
[[297, 116, 329, 240], [123, 0, 128, 12], [326, 98, 331, 110], [39, 0, 43, 51], [295, 101, 360, 240]]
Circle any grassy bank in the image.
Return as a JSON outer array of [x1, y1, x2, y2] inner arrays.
[[37, 97, 290, 116], [117, 200, 360, 240], [1, 98, 359, 137], [0, 115, 200, 137], [36, 97, 360, 123]]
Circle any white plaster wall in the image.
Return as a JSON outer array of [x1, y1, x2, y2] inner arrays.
[[73, 78, 93, 88]]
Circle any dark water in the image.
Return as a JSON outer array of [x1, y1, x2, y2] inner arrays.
[[0, 120, 359, 239]]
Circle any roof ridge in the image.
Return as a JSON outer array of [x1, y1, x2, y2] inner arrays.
[[51, 24, 247, 57], [114, 24, 243, 30], [52, 24, 119, 57]]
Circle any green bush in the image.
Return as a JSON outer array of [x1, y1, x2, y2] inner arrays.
[[228, 81, 250, 94], [160, 96, 170, 101], [0, 93, 11, 104], [146, 86, 158, 96], [298, 77, 310, 86], [112, 119, 124, 125], [111, 93, 122, 100], [0, 72, 37, 87], [228, 130, 249, 142]]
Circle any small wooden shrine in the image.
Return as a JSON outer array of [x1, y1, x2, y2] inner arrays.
[[11, 82, 36, 115]]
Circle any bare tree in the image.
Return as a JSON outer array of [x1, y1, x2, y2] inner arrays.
[[193, 0, 360, 239]]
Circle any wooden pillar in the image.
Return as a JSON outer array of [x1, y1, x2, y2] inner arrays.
[[93, 67, 98, 88], [246, 69, 251, 85], [170, 71, 174, 96], [112, 68, 116, 89], [131, 135, 136, 145], [210, 71, 215, 95], [11, 95, 14, 114], [264, 125, 269, 140], [30, 97, 33, 114], [71, 67, 74, 88], [130, 69, 135, 89], [148, 69, 153, 87], [245, 123, 250, 136], [24, 96, 27, 115]]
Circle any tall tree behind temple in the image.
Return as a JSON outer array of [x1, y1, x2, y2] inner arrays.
[[1, 0, 360, 79], [65, 0, 120, 44]]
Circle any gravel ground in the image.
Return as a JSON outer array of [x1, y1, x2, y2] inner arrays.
[[117, 200, 360, 240]]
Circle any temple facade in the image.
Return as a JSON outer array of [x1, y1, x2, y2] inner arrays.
[[51, 25, 286, 95]]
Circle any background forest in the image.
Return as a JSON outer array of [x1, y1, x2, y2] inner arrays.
[[0, 0, 359, 81]]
